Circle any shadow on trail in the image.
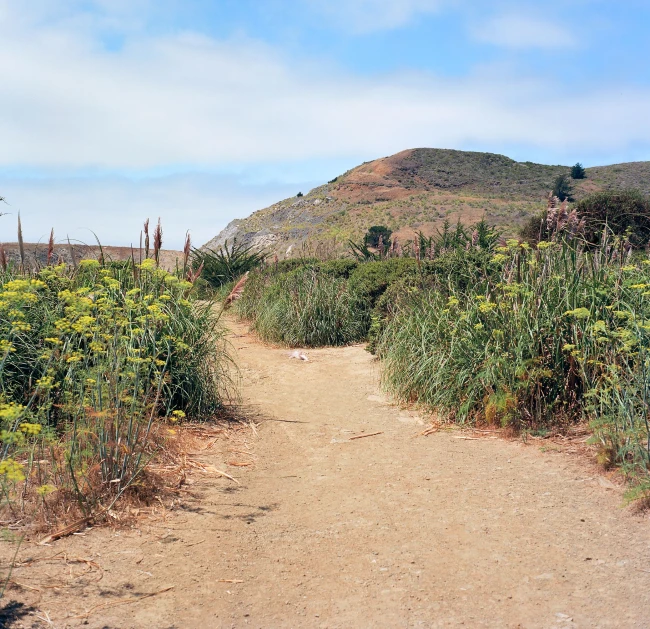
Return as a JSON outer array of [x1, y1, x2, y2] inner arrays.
[[0, 600, 36, 628]]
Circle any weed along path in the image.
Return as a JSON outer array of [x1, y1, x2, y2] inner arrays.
[[6, 318, 650, 628]]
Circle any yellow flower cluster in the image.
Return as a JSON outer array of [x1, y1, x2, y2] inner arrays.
[[0, 458, 25, 482]]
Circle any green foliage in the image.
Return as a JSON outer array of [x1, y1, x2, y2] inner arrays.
[[193, 239, 266, 290], [297, 192, 303, 197], [571, 162, 586, 179], [348, 258, 419, 305], [348, 239, 388, 262], [519, 211, 549, 244], [574, 190, 650, 248], [552, 174, 574, 202], [237, 267, 368, 347], [0, 258, 231, 519], [378, 234, 650, 489], [364, 225, 393, 248]]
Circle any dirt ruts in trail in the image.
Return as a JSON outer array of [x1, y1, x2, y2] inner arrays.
[[3, 318, 650, 628]]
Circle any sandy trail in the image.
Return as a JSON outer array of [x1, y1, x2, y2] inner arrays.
[[3, 318, 650, 628]]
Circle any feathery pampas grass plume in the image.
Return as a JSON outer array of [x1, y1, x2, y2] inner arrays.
[[183, 232, 191, 274], [143, 218, 150, 258], [17, 212, 25, 270], [47, 228, 55, 266], [224, 272, 249, 308], [153, 218, 163, 266], [67, 237, 77, 269]]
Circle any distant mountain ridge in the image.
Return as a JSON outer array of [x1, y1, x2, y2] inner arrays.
[[203, 148, 650, 256], [0, 242, 183, 272]]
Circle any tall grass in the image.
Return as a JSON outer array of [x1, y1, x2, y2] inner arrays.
[[237, 267, 368, 347], [0, 254, 232, 524], [378, 234, 650, 490]]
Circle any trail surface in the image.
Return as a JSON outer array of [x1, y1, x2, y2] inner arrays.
[[5, 319, 650, 628]]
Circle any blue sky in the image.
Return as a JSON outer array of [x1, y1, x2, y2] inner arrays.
[[1, 0, 649, 248]]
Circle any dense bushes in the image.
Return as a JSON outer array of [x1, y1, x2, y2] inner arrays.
[[574, 190, 650, 248], [0, 258, 231, 521], [378, 236, 650, 489], [237, 266, 368, 347], [521, 190, 650, 247]]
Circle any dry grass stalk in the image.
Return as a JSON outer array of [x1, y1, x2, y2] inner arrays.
[[47, 228, 55, 266], [224, 271, 249, 307], [0, 245, 7, 272], [17, 212, 25, 270], [153, 218, 163, 266], [183, 231, 191, 273], [187, 260, 203, 283], [67, 237, 77, 269], [143, 218, 150, 258]]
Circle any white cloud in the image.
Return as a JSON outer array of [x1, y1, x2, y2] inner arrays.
[[0, 1, 649, 247], [470, 13, 577, 49], [0, 9, 647, 171], [307, 0, 446, 33]]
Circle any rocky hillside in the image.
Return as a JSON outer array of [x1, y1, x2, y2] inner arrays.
[[202, 148, 650, 256]]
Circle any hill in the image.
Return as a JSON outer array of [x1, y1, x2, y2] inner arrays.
[[202, 148, 650, 256], [0, 242, 184, 272]]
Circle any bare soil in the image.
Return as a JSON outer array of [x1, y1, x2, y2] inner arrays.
[[2, 319, 650, 628]]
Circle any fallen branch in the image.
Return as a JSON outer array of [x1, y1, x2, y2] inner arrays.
[[38, 516, 94, 545], [349, 431, 383, 441]]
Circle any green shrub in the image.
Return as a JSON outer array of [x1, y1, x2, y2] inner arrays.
[[575, 190, 650, 248], [364, 225, 392, 247], [552, 174, 574, 202], [378, 235, 650, 490], [238, 268, 368, 347], [348, 258, 419, 305], [0, 258, 231, 520], [571, 162, 586, 179], [519, 211, 549, 244], [193, 239, 266, 290]]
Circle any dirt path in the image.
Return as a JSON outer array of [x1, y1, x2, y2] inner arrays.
[[4, 319, 650, 628]]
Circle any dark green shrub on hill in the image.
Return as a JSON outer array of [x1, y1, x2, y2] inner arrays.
[[552, 174, 574, 202], [519, 211, 549, 244], [363, 225, 392, 247], [575, 190, 650, 248], [571, 163, 586, 179]]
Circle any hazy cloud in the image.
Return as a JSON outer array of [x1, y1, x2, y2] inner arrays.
[[307, 0, 447, 33], [0, 173, 308, 249], [470, 13, 577, 49]]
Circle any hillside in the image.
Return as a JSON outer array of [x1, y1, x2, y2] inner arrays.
[[202, 148, 650, 256], [0, 242, 184, 272]]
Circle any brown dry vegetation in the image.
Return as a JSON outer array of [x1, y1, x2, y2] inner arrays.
[[0, 243, 184, 272]]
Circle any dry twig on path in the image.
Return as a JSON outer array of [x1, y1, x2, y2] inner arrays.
[[349, 431, 383, 440]]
